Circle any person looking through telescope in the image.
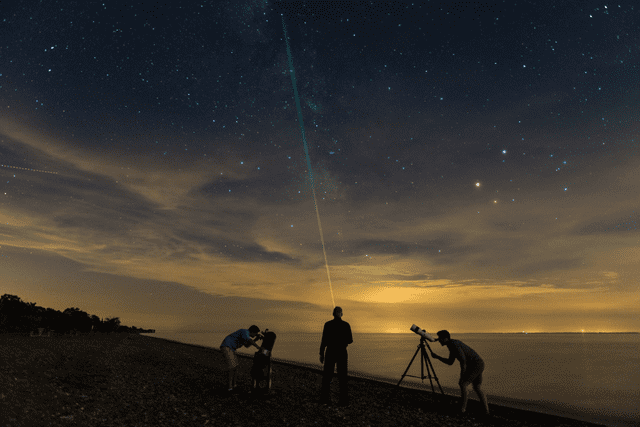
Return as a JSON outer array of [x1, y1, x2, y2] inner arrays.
[[430, 330, 490, 416], [318, 306, 353, 406], [220, 325, 263, 393]]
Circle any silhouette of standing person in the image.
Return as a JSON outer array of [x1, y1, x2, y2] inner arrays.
[[430, 330, 490, 415], [318, 306, 353, 406]]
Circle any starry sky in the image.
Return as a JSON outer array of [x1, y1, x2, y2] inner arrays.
[[1, 1, 639, 333]]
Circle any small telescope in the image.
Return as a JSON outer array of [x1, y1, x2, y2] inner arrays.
[[258, 329, 276, 356], [251, 329, 277, 396], [398, 325, 445, 395], [410, 324, 438, 342]]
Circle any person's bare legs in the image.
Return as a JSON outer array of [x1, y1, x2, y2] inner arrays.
[[459, 380, 470, 413], [228, 367, 236, 390], [473, 383, 490, 415], [471, 370, 489, 415]]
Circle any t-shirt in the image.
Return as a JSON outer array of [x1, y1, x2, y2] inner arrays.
[[446, 339, 483, 366], [320, 318, 353, 355], [221, 329, 253, 352]]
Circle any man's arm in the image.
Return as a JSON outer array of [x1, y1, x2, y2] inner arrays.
[[453, 342, 466, 374], [458, 355, 467, 375], [319, 323, 327, 360], [346, 323, 353, 346], [242, 331, 262, 350], [431, 345, 457, 365], [246, 334, 262, 350]]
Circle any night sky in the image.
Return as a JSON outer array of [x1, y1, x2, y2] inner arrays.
[[1, 1, 639, 333]]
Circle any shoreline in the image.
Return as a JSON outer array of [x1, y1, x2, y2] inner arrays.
[[148, 335, 633, 427]]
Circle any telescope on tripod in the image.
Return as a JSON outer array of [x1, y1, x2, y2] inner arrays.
[[250, 329, 277, 396], [396, 324, 445, 395]]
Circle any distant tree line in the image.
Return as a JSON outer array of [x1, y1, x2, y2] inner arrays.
[[0, 294, 155, 334]]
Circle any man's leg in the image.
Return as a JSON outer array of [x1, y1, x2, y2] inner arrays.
[[319, 353, 334, 403], [232, 367, 238, 389], [472, 372, 490, 415], [222, 347, 238, 390], [228, 367, 236, 390], [337, 350, 349, 405], [459, 379, 470, 413]]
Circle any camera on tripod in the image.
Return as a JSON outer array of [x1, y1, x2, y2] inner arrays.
[[410, 324, 437, 342]]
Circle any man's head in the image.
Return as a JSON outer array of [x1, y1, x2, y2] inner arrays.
[[333, 306, 343, 318], [248, 325, 260, 338], [436, 330, 450, 346]]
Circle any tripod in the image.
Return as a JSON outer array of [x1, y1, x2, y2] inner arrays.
[[396, 338, 445, 395]]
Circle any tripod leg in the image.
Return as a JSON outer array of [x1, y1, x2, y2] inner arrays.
[[396, 344, 422, 387], [421, 345, 436, 393], [424, 342, 446, 395], [420, 343, 425, 382]]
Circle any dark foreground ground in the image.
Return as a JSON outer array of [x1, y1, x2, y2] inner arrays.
[[0, 333, 607, 427]]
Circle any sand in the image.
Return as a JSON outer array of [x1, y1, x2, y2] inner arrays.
[[0, 333, 610, 426]]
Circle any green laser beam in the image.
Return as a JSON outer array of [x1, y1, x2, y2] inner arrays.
[[281, 15, 335, 309]]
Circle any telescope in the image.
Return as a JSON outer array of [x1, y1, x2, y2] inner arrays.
[[397, 325, 445, 395], [410, 324, 438, 342], [257, 329, 276, 356], [251, 329, 277, 396]]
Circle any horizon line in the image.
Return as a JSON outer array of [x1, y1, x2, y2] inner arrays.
[[152, 330, 640, 334]]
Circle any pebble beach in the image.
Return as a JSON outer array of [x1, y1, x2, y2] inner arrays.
[[0, 333, 607, 427]]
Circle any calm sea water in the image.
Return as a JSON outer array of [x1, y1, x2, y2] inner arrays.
[[144, 332, 639, 426]]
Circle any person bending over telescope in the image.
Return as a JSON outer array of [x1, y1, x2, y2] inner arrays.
[[220, 325, 263, 392], [429, 330, 490, 416], [319, 306, 353, 406]]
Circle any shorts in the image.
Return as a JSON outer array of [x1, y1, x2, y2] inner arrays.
[[221, 346, 238, 370], [460, 360, 484, 386]]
